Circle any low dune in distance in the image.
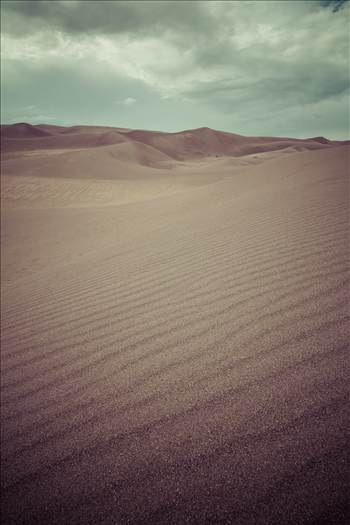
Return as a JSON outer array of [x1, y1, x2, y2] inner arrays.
[[1, 122, 343, 158], [1, 123, 349, 524]]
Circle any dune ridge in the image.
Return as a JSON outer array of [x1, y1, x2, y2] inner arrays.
[[1, 122, 346, 159], [1, 123, 349, 524]]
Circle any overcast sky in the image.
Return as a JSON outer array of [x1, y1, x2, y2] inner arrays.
[[1, 0, 349, 138]]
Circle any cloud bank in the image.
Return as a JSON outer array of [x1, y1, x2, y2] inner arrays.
[[1, 0, 349, 138]]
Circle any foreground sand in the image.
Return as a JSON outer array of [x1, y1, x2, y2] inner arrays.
[[1, 126, 349, 524]]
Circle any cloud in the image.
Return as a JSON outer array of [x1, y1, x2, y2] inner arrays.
[[1, 0, 214, 37], [320, 0, 348, 12], [1, 0, 349, 138], [116, 97, 137, 106], [4, 103, 55, 124]]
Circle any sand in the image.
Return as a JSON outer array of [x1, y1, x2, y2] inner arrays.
[[1, 124, 349, 524]]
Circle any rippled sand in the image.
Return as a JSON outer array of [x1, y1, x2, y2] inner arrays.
[[1, 125, 349, 524]]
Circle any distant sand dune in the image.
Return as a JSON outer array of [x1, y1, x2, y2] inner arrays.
[[2, 122, 343, 158], [1, 124, 349, 524]]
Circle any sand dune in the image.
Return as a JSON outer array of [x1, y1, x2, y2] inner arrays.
[[1, 125, 349, 524], [1, 129, 129, 153], [125, 126, 335, 160], [1, 122, 343, 158]]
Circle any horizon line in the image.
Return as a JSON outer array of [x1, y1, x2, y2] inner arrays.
[[2, 120, 349, 143]]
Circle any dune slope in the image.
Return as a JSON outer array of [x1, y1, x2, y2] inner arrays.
[[1, 131, 349, 524]]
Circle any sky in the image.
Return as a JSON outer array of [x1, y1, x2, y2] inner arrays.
[[1, 0, 349, 139]]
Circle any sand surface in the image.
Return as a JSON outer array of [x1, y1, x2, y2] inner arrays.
[[1, 124, 349, 524]]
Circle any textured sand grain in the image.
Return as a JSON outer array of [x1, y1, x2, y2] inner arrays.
[[1, 125, 349, 524]]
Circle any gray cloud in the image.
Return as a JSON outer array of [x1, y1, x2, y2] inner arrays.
[[3, 0, 347, 37], [320, 0, 348, 12], [1, 0, 349, 139], [1, 0, 214, 37]]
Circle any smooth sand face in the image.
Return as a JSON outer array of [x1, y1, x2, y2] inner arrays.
[[1, 125, 349, 524]]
